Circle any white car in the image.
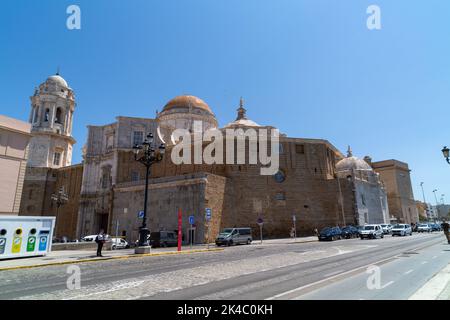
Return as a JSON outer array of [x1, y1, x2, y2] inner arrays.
[[391, 224, 412, 236], [82, 234, 110, 242], [380, 224, 393, 234], [417, 224, 432, 233], [360, 224, 384, 239], [111, 237, 129, 249]]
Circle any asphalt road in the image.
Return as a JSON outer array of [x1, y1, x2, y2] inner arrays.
[[0, 233, 447, 300]]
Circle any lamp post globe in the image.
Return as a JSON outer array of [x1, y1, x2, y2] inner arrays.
[[443, 146, 450, 164]]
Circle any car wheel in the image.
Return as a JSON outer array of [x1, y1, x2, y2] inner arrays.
[[227, 240, 233, 246], [112, 245, 116, 250], [247, 239, 251, 245], [381, 234, 384, 239]]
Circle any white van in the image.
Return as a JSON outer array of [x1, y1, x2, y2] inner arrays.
[[215, 228, 252, 246]]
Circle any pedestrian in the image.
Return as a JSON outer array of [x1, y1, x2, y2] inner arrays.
[[314, 228, 319, 237], [290, 227, 295, 238], [441, 220, 450, 244], [95, 229, 106, 257]]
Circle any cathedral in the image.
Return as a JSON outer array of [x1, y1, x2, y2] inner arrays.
[[19, 73, 419, 243]]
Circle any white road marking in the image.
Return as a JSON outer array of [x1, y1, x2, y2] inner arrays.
[[432, 256, 437, 260], [409, 264, 450, 300], [266, 256, 397, 300], [323, 270, 344, 278], [404, 269, 414, 275], [422, 261, 428, 265], [381, 281, 394, 289]]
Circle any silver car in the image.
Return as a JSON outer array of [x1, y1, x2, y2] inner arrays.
[[391, 224, 413, 236], [360, 224, 384, 239], [417, 223, 432, 233], [216, 227, 252, 246]]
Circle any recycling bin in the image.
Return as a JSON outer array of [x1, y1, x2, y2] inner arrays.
[[0, 216, 55, 260]]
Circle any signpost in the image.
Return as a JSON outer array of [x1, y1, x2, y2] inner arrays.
[[177, 209, 182, 252], [205, 208, 212, 249], [257, 217, 264, 244], [189, 215, 195, 249], [292, 214, 297, 242]]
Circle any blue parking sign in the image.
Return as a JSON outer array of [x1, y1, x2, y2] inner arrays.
[[138, 211, 144, 219], [205, 208, 212, 221], [189, 215, 195, 225]]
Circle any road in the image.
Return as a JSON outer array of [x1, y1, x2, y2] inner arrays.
[[0, 233, 448, 300]]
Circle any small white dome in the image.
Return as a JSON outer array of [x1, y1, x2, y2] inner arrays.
[[336, 146, 373, 172], [47, 74, 69, 88]]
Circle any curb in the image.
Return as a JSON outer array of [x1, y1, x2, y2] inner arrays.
[[0, 248, 224, 272]]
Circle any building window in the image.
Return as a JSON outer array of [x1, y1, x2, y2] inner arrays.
[[53, 152, 61, 166], [295, 144, 305, 154], [274, 170, 286, 183], [361, 194, 366, 206], [133, 131, 144, 147], [44, 108, 50, 122], [131, 171, 139, 182], [279, 143, 284, 154], [55, 108, 62, 124], [102, 173, 109, 189]]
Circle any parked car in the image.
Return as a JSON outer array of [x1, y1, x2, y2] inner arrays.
[[215, 228, 252, 246], [430, 223, 441, 232], [150, 231, 178, 248], [417, 223, 432, 233], [318, 227, 342, 241], [380, 224, 393, 234], [111, 237, 130, 249], [356, 226, 364, 235], [391, 224, 413, 236], [360, 224, 384, 239], [341, 226, 359, 239]]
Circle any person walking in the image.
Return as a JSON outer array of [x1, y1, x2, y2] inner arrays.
[[95, 229, 106, 257], [441, 220, 450, 244]]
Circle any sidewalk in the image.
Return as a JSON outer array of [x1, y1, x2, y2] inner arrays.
[[0, 236, 317, 271], [409, 264, 450, 300]]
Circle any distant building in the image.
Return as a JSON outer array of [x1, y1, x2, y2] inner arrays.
[[336, 148, 389, 225], [434, 204, 450, 219], [371, 159, 419, 224], [0, 115, 32, 215]]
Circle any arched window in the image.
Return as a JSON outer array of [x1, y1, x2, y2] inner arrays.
[[44, 108, 50, 122], [55, 108, 62, 124]]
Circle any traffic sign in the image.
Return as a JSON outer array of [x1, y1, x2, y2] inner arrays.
[[138, 211, 144, 219], [205, 208, 212, 221], [257, 217, 264, 226], [189, 215, 195, 225]]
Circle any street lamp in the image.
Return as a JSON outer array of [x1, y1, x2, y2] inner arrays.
[[433, 189, 439, 219], [51, 186, 69, 238], [442, 146, 450, 164], [420, 182, 429, 218], [133, 132, 165, 252]]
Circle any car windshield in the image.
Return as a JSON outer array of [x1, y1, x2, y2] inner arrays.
[[364, 226, 375, 230], [381, 225, 387, 227], [419, 224, 428, 227], [320, 228, 331, 233], [393, 224, 404, 229], [220, 229, 233, 235]]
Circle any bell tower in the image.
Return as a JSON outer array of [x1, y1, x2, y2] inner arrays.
[[27, 72, 76, 168]]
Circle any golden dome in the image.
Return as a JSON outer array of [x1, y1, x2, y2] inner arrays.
[[162, 95, 213, 114]]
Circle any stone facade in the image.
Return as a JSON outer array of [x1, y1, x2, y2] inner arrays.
[[371, 159, 419, 224]]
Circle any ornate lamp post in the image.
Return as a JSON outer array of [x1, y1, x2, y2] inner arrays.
[[442, 146, 450, 164], [133, 133, 165, 253], [51, 186, 69, 238]]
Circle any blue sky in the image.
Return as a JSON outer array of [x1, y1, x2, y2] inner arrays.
[[1, 0, 449, 205]]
